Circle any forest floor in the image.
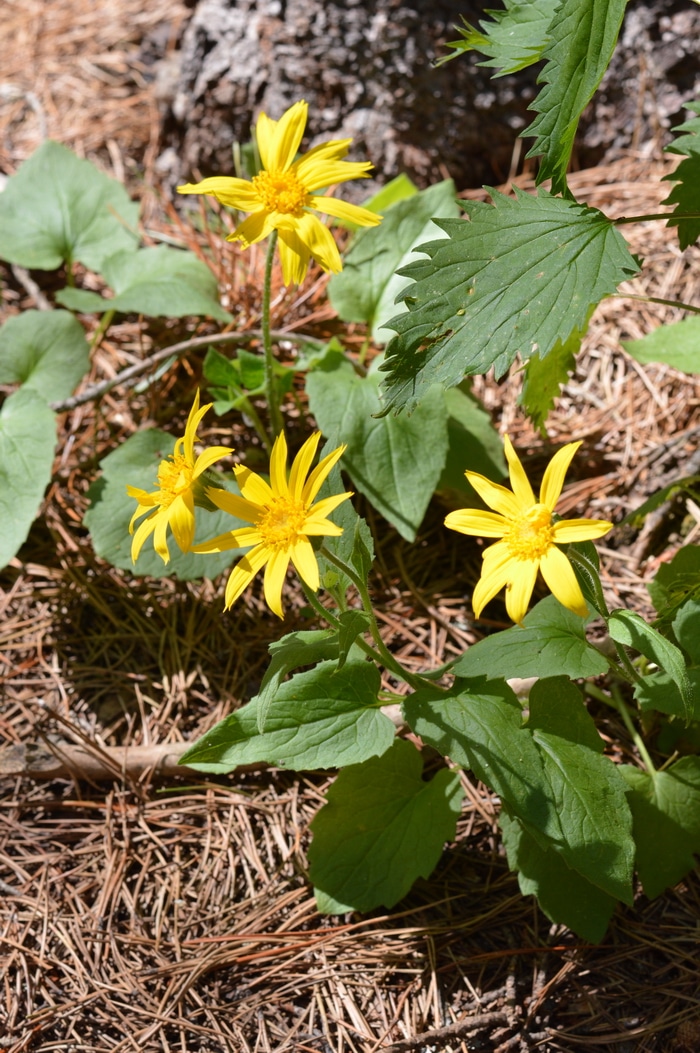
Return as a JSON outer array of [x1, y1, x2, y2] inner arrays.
[[1, 1, 700, 1051]]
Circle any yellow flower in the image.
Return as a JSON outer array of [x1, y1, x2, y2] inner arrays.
[[193, 432, 352, 617], [127, 392, 233, 564], [445, 436, 612, 625], [177, 99, 381, 285]]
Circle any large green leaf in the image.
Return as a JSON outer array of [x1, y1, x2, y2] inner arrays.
[[609, 609, 695, 722], [621, 758, 700, 899], [438, 0, 558, 75], [662, 102, 700, 250], [524, 0, 627, 194], [254, 628, 346, 732], [622, 317, 700, 374], [438, 384, 506, 498], [500, 809, 617, 942], [306, 352, 449, 540], [309, 739, 464, 913], [0, 310, 90, 402], [0, 140, 138, 271], [380, 190, 639, 414], [328, 180, 460, 343], [180, 660, 392, 772], [453, 595, 608, 682], [56, 245, 232, 322], [84, 429, 243, 580], [0, 389, 57, 569]]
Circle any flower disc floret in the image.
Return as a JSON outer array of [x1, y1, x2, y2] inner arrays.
[[192, 431, 353, 618], [444, 435, 613, 624], [177, 99, 382, 285]]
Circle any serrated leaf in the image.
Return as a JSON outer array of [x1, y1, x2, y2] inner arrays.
[[84, 429, 243, 580], [180, 660, 392, 772], [453, 595, 608, 681], [380, 190, 639, 414], [634, 668, 700, 721], [255, 628, 342, 732], [0, 140, 138, 271], [520, 309, 592, 430], [0, 389, 57, 569], [309, 739, 464, 913], [662, 102, 700, 249], [500, 809, 616, 941], [439, 0, 558, 75], [609, 609, 694, 722], [524, 0, 627, 194], [0, 310, 90, 402], [621, 758, 700, 898], [622, 317, 700, 374], [306, 353, 449, 540], [328, 180, 460, 343], [56, 245, 232, 322]]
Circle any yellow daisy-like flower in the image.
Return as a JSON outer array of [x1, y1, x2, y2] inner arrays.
[[445, 436, 613, 625], [126, 392, 233, 564], [193, 432, 352, 617], [177, 99, 382, 285]]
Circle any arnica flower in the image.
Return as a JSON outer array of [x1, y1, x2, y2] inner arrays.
[[177, 99, 382, 286], [193, 432, 352, 617], [445, 436, 613, 625], [127, 392, 233, 565]]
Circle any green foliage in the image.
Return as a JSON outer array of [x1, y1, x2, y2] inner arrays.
[[500, 809, 617, 942], [438, 0, 557, 75], [453, 595, 609, 681], [437, 384, 507, 497], [180, 660, 393, 772], [253, 628, 348, 732], [609, 609, 695, 722], [380, 190, 639, 414], [520, 310, 593, 430], [0, 389, 57, 570], [328, 180, 460, 343], [621, 758, 700, 898], [306, 351, 449, 540], [524, 0, 627, 194], [84, 430, 243, 580], [634, 597, 700, 720], [309, 739, 464, 913], [662, 101, 700, 249], [56, 245, 232, 322], [0, 310, 90, 402], [647, 545, 700, 618], [622, 317, 700, 374], [405, 676, 635, 905], [203, 345, 294, 415], [0, 140, 139, 270]]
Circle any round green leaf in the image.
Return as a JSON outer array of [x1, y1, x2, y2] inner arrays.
[[0, 310, 90, 401]]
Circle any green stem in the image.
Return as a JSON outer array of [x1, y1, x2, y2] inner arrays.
[[611, 292, 700, 316], [90, 310, 115, 353], [261, 230, 284, 441], [615, 211, 700, 225], [319, 545, 444, 693], [238, 395, 272, 453], [585, 682, 656, 774], [299, 582, 391, 671]]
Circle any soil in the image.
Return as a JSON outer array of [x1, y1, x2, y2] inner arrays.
[[1, 2, 700, 1051]]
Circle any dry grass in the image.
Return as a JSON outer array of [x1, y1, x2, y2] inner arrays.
[[2, 2, 700, 1050]]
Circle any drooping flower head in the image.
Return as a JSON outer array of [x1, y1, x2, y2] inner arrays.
[[127, 391, 233, 564], [445, 436, 613, 625], [193, 432, 352, 617], [177, 100, 382, 285]]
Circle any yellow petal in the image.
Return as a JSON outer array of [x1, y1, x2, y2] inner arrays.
[[263, 547, 290, 618], [228, 526, 264, 547], [228, 209, 278, 249], [168, 492, 196, 553], [471, 541, 513, 618], [152, 512, 171, 564], [277, 230, 311, 285], [291, 211, 343, 274], [539, 545, 588, 618], [503, 435, 535, 508], [290, 535, 320, 589], [193, 445, 234, 477], [306, 490, 353, 523], [504, 558, 539, 625], [296, 157, 373, 191], [206, 486, 261, 523], [191, 531, 247, 554], [308, 195, 382, 229], [288, 432, 321, 499], [178, 177, 261, 210], [269, 432, 290, 496], [257, 100, 308, 172], [539, 440, 582, 510], [552, 517, 613, 543], [302, 443, 346, 504], [465, 471, 521, 519], [444, 508, 509, 537], [131, 513, 157, 562], [234, 465, 274, 505], [302, 517, 344, 537], [223, 544, 270, 609]]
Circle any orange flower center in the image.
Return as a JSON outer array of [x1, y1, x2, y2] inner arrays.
[[252, 169, 309, 214], [156, 454, 194, 507], [259, 495, 308, 548], [506, 503, 553, 560]]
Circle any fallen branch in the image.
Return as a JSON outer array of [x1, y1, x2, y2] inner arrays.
[[0, 740, 210, 782]]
